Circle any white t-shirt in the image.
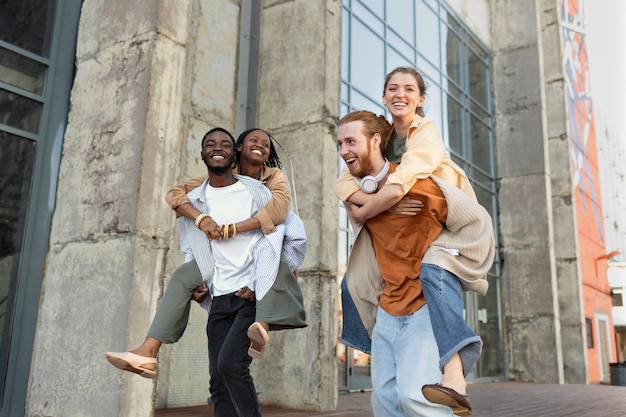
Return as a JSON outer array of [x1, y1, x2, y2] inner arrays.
[[205, 180, 262, 296]]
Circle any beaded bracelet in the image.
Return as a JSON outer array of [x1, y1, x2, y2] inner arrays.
[[194, 213, 210, 228]]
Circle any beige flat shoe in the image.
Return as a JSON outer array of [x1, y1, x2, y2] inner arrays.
[[105, 351, 157, 379], [247, 322, 268, 358]]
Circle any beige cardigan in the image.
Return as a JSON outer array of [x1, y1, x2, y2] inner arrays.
[[345, 176, 495, 336]]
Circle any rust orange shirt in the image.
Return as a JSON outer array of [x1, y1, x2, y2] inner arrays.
[[365, 164, 448, 316]]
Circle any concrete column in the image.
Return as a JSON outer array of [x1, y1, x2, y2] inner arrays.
[[26, 1, 192, 415], [492, 0, 564, 383], [540, 0, 588, 384], [251, 0, 341, 411]]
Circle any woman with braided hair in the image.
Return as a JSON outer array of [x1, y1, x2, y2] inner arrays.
[[105, 128, 307, 384]]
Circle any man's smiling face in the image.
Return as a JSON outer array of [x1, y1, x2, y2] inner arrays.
[[201, 130, 236, 174], [337, 120, 376, 178]]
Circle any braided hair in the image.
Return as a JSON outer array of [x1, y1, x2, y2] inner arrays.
[[234, 128, 283, 169]]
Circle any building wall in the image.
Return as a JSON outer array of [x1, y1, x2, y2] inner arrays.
[[16, 0, 625, 414], [491, 0, 565, 384], [24, 0, 340, 415]]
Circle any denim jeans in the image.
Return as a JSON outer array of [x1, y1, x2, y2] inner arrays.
[[371, 305, 454, 417], [341, 265, 482, 376], [340, 274, 371, 353], [207, 293, 260, 417], [420, 263, 482, 376]]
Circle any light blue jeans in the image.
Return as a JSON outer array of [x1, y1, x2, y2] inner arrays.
[[341, 264, 482, 376], [371, 305, 454, 417]]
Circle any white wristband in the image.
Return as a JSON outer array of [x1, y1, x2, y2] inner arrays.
[[194, 213, 210, 228]]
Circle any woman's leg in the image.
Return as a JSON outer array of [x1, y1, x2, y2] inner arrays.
[[105, 260, 203, 375], [146, 259, 203, 343], [420, 263, 482, 394]]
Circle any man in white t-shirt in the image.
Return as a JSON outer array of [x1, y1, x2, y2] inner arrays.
[[182, 127, 264, 417]]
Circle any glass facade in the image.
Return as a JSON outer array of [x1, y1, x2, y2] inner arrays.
[[0, 0, 80, 413], [338, 0, 503, 390]]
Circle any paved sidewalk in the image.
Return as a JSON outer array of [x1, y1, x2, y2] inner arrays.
[[155, 381, 626, 416]]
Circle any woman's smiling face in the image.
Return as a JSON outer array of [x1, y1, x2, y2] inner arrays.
[[238, 129, 271, 165], [382, 72, 425, 121]]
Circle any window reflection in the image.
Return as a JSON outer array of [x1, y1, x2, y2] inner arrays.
[[0, 47, 47, 95], [469, 50, 489, 109], [0, 0, 56, 57], [446, 94, 464, 155], [0, 132, 36, 403], [471, 114, 492, 173], [0, 88, 43, 134]]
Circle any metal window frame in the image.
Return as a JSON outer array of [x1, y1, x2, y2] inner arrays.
[[0, 1, 82, 415]]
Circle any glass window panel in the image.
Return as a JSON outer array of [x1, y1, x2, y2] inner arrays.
[[422, 0, 438, 9], [0, 0, 56, 57], [612, 287, 624, 307], [468, 35, 488, 61], [386, 0, 415, 43], [340, 102, 350, 118], [416, 1, 440, 68], [0, 131, 36, 394], [341, 9, 350, 78], [0, 47, 47, 95], [443, 77, 463, 99], [445, 93, 464, 156], [388, 30, 415, 63], [445, 11, 463, 34], [0, 88, 43, 134], [350, 20, 385, 101], [473, 168, 496, 195], [442, 25, 462, 86], [469, 49, 489, 109], [470, 99, 490, 124], [352, 1, 384, 33], [477, 192, 496, 224], [477, 277, 504, 378], [387, 48, 414, 76], [348, 88, 381, 113], [424, 82, 443, 138], [358, 0, 383, 16], [450, 152, 466, 172], [416, 57, 439, 86], [341, 82, 349, 102], [471, 114, 492, 172]]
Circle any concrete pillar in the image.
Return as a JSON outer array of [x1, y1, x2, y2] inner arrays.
[[491, 0, 564, 383], [250, 0, 341, 411], [26, 0, 193, 415], [540, 0, 588, 384]]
